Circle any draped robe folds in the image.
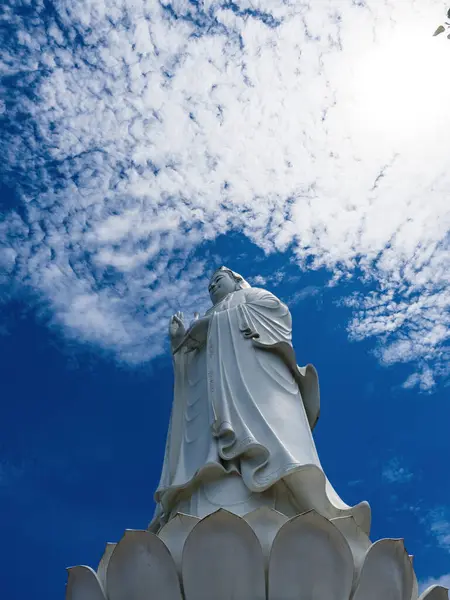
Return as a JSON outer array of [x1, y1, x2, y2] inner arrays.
[[150, 288, 370, 535]]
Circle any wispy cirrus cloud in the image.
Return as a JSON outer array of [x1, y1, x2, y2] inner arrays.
[[382, 458, 413, 484], [428, 511, 450, 553], [0, 0, 449, 383]]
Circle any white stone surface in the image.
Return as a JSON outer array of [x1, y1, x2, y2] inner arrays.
[[243, 507, 288, 567], [352, 539, 414, 600], [151, 266, 370, 535], [331, 515, 372, 589], [419, 586, 450, 600], [268, 510, 354, 600], [66, 508, 450, 600], [66, 566, 105, 600], [158, 513, 200, 576], [96, 543, 116, 594], [106, 530, 182, 600], [181, 509, 265, 600]]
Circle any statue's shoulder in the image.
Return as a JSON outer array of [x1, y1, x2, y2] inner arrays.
[[243, 288, 290, 315], [243, 286, 266, 298], [244, 287, 280, 302]]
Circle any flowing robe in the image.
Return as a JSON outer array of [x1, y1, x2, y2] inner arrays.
[[150, 287, 370, 534]]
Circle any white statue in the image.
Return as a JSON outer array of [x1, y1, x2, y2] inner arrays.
[[149, 267, 370, 535], [68, 266, 439, 600]]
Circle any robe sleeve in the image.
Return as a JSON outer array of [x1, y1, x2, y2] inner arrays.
[[239, 288, 321, 430], [149, 349, 188, 531]]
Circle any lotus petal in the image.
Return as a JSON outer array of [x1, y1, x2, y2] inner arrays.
[[352, 539, 413, 600], [66, 566, 106, 600], [268, 510, 353, 600], [409, 555, 419, 600], [182, 509, 265, 600], [331, 516, 371, 588], [158, 513, 200, 574], [411, 571, 419, 600], [244, 507, 288, 566], [419, 586, 449, 600], [107, 529, 182, 600], [97, 542, 116, 593]]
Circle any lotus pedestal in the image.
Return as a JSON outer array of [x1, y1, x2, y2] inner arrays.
[[66, 508, 447, 600]]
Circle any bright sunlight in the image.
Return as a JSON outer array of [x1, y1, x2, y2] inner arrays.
[[342, 19, 450, 150]]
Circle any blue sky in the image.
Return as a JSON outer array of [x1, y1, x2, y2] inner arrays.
[[1, 0, 450, 598]]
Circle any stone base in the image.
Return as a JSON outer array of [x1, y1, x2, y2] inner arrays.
[[66, 508, 447, 600]]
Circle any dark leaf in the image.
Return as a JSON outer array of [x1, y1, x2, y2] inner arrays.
[[433, 25, 445, 36], [447, 8, 450, 19]]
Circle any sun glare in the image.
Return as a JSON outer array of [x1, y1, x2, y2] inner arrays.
[[343, 22, 450, 149]]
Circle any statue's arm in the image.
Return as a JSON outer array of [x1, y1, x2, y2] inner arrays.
[[173, 315, 211, 354], [239, 288, 293, 346]]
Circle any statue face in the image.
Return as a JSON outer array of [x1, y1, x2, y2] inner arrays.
[[208, 270, 237, 304]]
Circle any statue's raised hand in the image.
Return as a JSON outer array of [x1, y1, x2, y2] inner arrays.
[[169, 312, 185, 348]]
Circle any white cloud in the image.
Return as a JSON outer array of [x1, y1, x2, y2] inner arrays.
[[1, 0, 449, 379], [430, 519, 450, 552], [287, 285, 321, 306], [382, 458, 413, 484], [416, 511, 450, 595], [422, 509, 450, 556], [248, 274, 267, 286]]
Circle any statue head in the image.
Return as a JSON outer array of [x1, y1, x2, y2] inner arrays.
[[208, 266, 251, 304]]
